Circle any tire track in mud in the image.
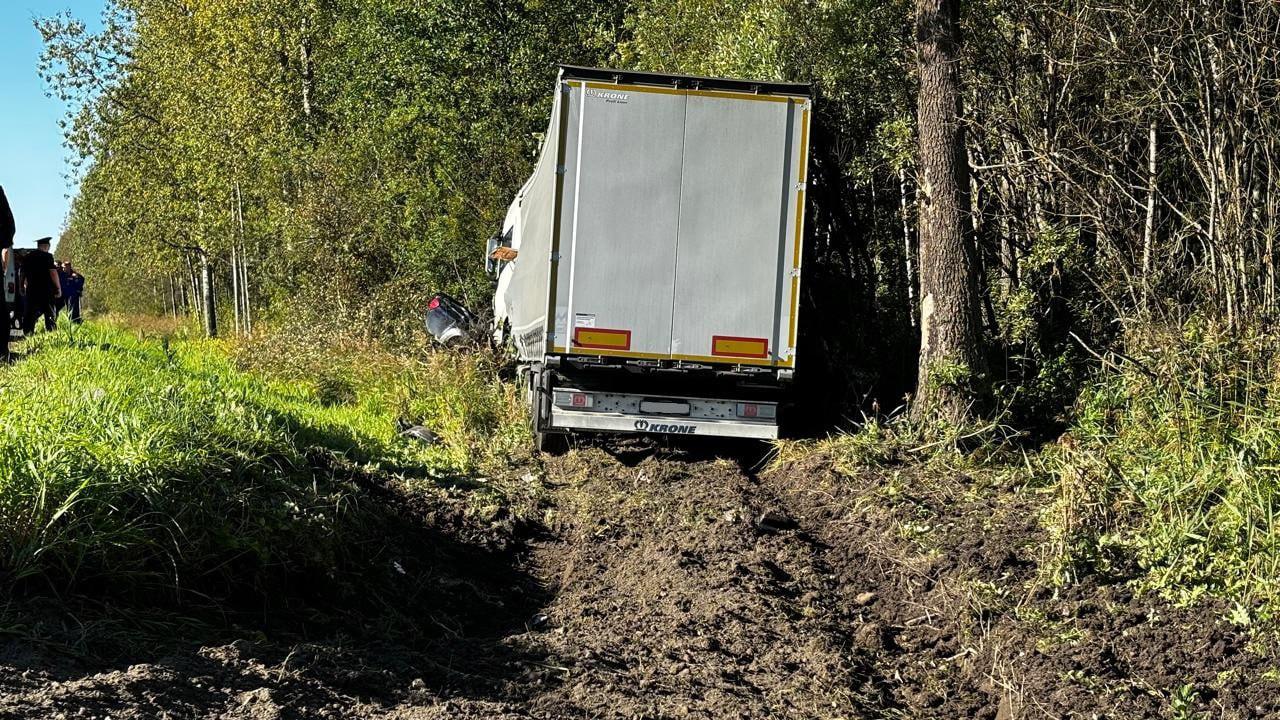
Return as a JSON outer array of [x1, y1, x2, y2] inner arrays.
[[514, 446, 881, 719], [518, 445, 1280, 720], [0, 446, 874, 720]]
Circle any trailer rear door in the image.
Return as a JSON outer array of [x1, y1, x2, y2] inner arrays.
[[558, 83, 686, 359], [554, 78, 809, 367], [670, 91, 807, 367]]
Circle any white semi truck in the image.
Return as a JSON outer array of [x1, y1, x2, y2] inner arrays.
[[489, 66, 812, 448]]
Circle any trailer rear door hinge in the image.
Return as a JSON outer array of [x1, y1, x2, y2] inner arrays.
[[550, 252, 561, 262], [556, 164, 567, 175]]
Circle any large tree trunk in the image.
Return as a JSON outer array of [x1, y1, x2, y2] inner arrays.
[[912, 0, 985, 423]]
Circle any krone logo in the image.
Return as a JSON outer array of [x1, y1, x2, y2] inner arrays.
[[587, 89, 630, 103], [634, 419, 697, 435]]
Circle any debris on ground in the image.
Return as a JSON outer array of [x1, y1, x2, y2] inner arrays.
[[396, 418, 440, 445]]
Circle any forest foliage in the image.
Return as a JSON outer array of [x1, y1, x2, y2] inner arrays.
[[45, 1, 1280, 418]]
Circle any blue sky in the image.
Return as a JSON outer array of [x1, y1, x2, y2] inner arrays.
[[1, 0, 105, 249]]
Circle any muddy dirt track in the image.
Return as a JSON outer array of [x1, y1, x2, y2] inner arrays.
[[2, 444, 1277, 719]]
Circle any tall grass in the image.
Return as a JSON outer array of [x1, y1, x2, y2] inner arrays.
[[1048, 321, 1280, 622], [231, 326, 531, 476], [0, 321, 529, 606]]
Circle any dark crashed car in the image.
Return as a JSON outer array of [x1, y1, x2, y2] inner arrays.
[[424, 293, 478, 346]]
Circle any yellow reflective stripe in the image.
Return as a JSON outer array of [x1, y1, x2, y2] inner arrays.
[[573, 329, 631, 349], [786, 107, 811, 357], [559, 348, 790, 368], [788, 188, 805, 350], [798, 108, 810, 183], [571, 348, 666, 360], [583, 82, 805, 104], [688, 89, 794, 103], [584, 81, 684, 97], [788, 279, 801, 350], [673, 353, 789, 368], [792, 190, 804, 270]]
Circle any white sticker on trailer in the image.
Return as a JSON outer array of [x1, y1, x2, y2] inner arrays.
[[574, 313, 596, 328], [586, 89, 631, 105]]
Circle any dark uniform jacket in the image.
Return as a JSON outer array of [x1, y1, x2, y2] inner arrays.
[[65, 273, 85, 299], [0, 186, 13, 250], [21, 250, 56, 300]]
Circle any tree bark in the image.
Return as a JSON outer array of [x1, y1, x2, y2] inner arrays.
[[911, 0, 985, 424], [201, 251, 218, 338], [234, 183, 252, 333], [241, 246, 252, 333], [1141, 119, 1157, 285], [186, 255, 201, 324], [231, 246, 241, 334], [299, 17, 314, 118], [899, 167, 917, 326]]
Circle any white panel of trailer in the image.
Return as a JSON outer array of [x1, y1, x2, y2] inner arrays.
[[502, 70, 810, 367], [557, 82, 687, 358], [549, 83, 581, 352], [670, 92, 807, 365], [502, 87, 563, 360]]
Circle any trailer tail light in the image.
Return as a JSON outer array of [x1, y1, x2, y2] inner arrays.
[[736, 403, 777, 420], [554, 391, 594, 409], [573, 328, 632, 351], [712, 336, 769, 359]]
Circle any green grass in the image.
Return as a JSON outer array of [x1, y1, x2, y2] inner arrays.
[[229, 322, 531, 477], [0, 320, 530, 608], [775, 319, 1280, 630], [1048, 321, 1280, 624]]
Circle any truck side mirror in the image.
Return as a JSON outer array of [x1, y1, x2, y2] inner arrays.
[[485, 233, 501, 277]]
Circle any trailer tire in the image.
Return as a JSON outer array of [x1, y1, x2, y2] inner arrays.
[[535, 427, 567, 454], [528, 367, 567, 454]]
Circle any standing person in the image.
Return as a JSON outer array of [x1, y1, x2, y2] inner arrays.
[[62, 262, 84, 324], [0, 186, 13, 361], [21, 237, 60, 335], [54, 262, 70, 317]]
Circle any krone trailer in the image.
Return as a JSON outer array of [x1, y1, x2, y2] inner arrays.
[[489, 66, 812, 448]]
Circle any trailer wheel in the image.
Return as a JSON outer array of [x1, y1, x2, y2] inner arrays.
[[535, 427, 567, 454], [528, 367, 567, 454]]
